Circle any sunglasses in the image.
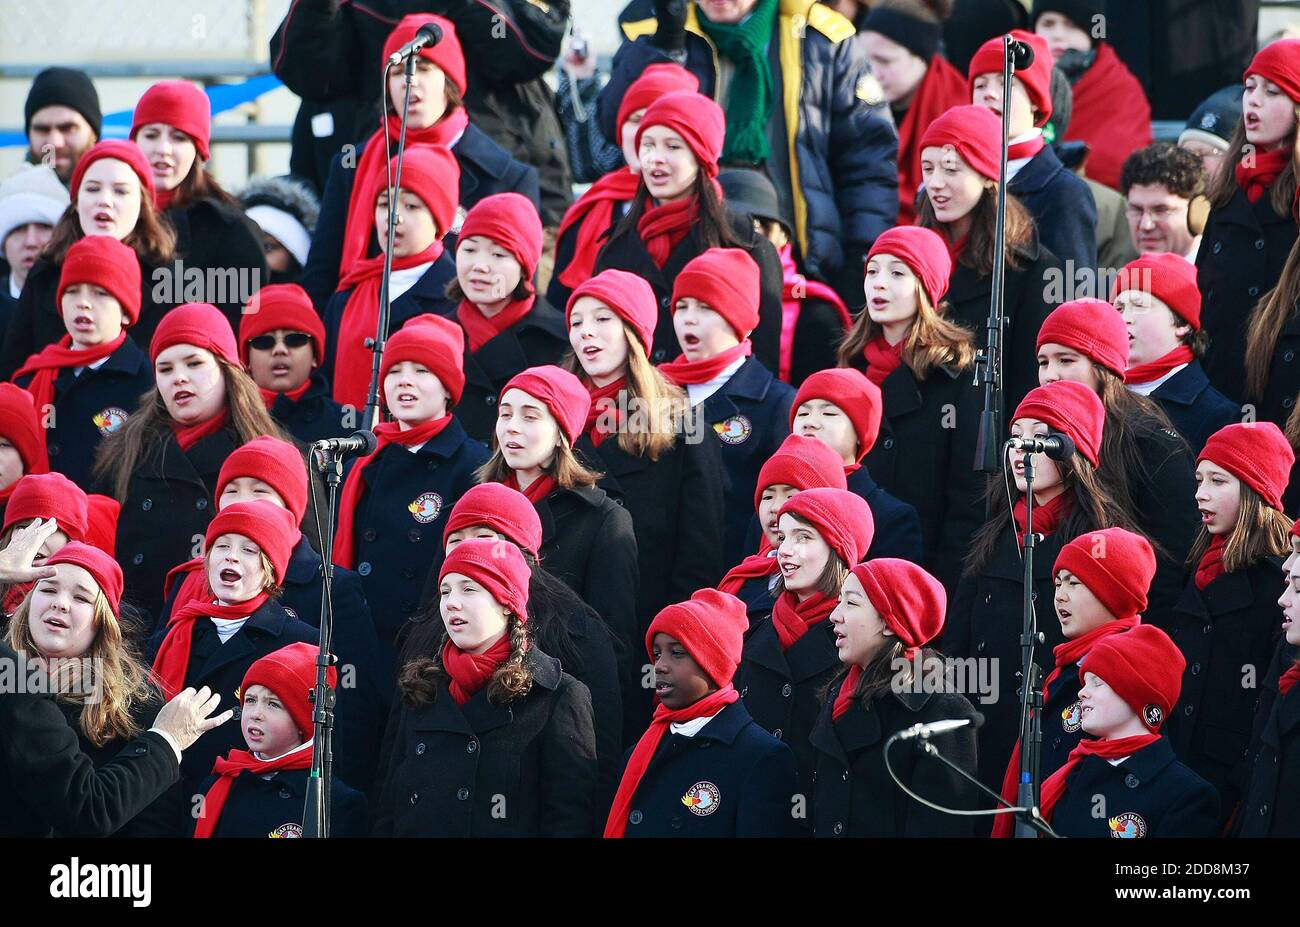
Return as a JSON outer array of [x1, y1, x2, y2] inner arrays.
[[248, 332, 312, 351]]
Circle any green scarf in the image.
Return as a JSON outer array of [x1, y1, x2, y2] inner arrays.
[[696, 0, 778, 165]]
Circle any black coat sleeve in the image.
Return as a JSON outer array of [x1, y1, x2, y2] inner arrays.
[[748, 232, 786, 375], [736, 740, 799, 837], [539, 676, 599, 836], [581, 502, 640, 664], [447, 0, 570, 89], [1134, 426, 1200, 631], [270, 0, 365, 103]]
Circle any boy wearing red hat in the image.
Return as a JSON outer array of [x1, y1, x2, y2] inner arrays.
[[1040, 625, 1219, 837], [606, 589, 797, 838], [967, 29, 1098, 276], [239, 283, 349, 445], [193, 643, 366, 837], [1111, 253, 1236, 452], [12, 235, 153, 490]]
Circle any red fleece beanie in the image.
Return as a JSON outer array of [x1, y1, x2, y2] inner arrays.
[[777, 487, 876, 567], [0, 384, 49, 476], [849, 559, 947, 657], [204, 500, 297, 585], [1198, 422, 1295, 513], [458, 192, 544, 290], [645, 588, 748, 687], [241, 642, 337, 741], [443, 483, 544, 558], [1110, 253, 1202, 330], [919, 104, 1005, 181], [500, 365, 591, 447], [617, 63, 701, 135], [382, 15, 467, 95], [1245, 38, 1300, 105], [379, 313, 466, 406], [149, 301, 239, 366], [1079, 624, 1184, 731], [239, 284, 326, 366], [439, 536, 531, 621], [1055, 528, 1157, 621], [217, 436, 309, 525], [69, 140, 156, 205], [3, 472, 88, 540], [567, 269, 659, 357], [84, 495, 120, 557], [130, 80, 211, 161], [58, 235, 142, 326], [791, 368, 883, 463], [45, 541, 123, 617], [867, 226, 952, 308], [968, 30, 1054, 126], [754, 433, 848, 511], [671, 248, 761, 340], [635, 91, 726, 179], [1037, 298, 1130, 377], [380, 145, 460, 241], [1012, 380, 1107, 467]]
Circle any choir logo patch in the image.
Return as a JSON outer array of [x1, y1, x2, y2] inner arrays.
[[1108, 813, 1147, 838], [714, 415, 753, 446], [681, 780, 721, 816], [92, 406, 129, 436], [1061, 700, 1083, 733], [408, 492, 443, 524], [1143, 704, 1163, 728], [268, 823, 303, 838]]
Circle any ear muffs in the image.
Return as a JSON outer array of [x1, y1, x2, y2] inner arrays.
[[1187, 193, 1211, 237]]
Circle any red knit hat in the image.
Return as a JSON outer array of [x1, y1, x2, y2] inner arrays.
[[1110, 253, 1203, 330], [777, 487, 876, 567], [500, 365, 591, 447], [1036, 298, 1130, 377], [635, 90, 726, 179], [45, 541, 123, 617], [239, 284, 326, 366], [69, 140, 156, 205], [380, 145, 460, 240], [754, 433, 848, 511], [849, 559, 946, 658], [241, 642, 337, 741], [671, 248, 761, 340], [567, 269, 659, 357], [438, 536, 531, 621], [1079, 624, 1184, 732], [58, 236, 142, 326], [1055, 528, 1157, 622], [1012, 380, 1107, 467], [616, 63, 700, 136], [382, 14, 467, 96], [458, 192, 543, 291], [645, 588, 748, 687], [84, 494, 120, 557], [1245, 38, 1300, 105], [217, 436, 309, 525], [149, 302, 239, 366], [204, 500, 297, 585], [130, 80, 212, 161], [443, 483, 544, 558], [968, 30, 1054, 126], [3, 472, 88, 540], [866, 226, 952, 308], [790, 368, 883, 464], [1198, 422, 1295, 513], [0, 383, 50, 476], [379, 313, 466, 406], [919, 104, 1005, 181]]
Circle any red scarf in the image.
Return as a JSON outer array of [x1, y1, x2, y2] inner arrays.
[[556, 169, 641, 288], [457, 295, 536, 354], [258, 379, 313, 409], [862, 336, 904, 387], [332, 240, 445, 409], [1279, 664, 1300, 697], [1124, 345, 1194, 386], [895, 55, 968, 225], [584, 378, 626, 447], [1039, 733, 1161, 824], [1062, 43, 1153, 190], [1007, 134, 1046, 162], [340, 107, 470, 272], [442, 635, 511, 705], [992, 615, 1139, 837], [505, 472, 558, 505], [718, 538, 776, 595], [152, 593, 271, 699], [163, 529, 305, 618], [771, 589, 837, 651], [1013, 492, 1072, 547], [1195, 534, 1228, 590], [155, 187, 179, 211], [332, 416, 452, 569], [946, 233, 969, 266], [831, 664, 863, 722], [13, 332, 128, 414], [604, 684, 740, 837], [778, 243, 849, 383], [171, 409, 229, 453], [658, 340, 752, 386], [638, 196, 697, 268], [1236, 146, 1293, 204], [193, 743, 313, 838]]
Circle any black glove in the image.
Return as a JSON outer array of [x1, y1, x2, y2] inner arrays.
[[651, 0, 688, 54]]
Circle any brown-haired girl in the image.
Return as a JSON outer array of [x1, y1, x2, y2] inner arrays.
[[374, 538, 597, 836]]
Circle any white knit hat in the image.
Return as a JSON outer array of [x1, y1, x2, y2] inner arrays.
[[0, 164, 69, 243]]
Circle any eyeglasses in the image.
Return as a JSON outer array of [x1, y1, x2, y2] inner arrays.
[[248, 332, 312, 351]]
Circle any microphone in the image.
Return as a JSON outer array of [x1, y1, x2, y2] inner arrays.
[[1007, 36, 1035, 71], [387, 22, 444, 65], [1007, 433, 1076, 461], [895, 713, 983, 741], [312, 431, 378, 458]]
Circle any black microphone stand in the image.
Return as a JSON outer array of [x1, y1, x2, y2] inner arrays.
[[972, 35, 1020, 473], [1012, 442, 1047, 838], [302, 444, 343, 837]]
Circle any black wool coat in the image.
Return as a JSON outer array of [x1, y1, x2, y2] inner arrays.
[[1007, 144, 1098, 277], [1146, 359, 1240, 455], [163, 196, 269, 336], [1237, 677, 1300, 837], [194, 766, 368, 838], [263, 371, 353, 446], [371, 648, 598, 837]]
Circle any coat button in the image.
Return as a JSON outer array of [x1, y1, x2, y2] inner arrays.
[[467, 739, 478, 754], [842, 770, 849, 781], [882, 438, 894, 450], [1285, 397, 1295, 409], [457, 787, 470, 801], [773, 728, 783, 739], [977, 641, 986, 653], [133, 745, 147, 755], [363, 529, 377, 542], [407, 529, 421, 543], [1256, 238, 1266, 250], [1286, 351, 1296, 363], [410, 792, 419, 804], [1184, 704, 1194, 716], [1260, 803, 1269, 815], [196, 498, 208, 510], [141, 499, 153, 512], [415, 742, 426, 755], [279, 787, 293, 800], [629, 810, 643, 825], [1202, 624, 1211, 634], [781, 684, 792, 698], [486, 395, 496, 406], [132, 553, 144, 566], [740, 686, 748, 697], [1191, 662, 1201, 675], [1212, 242, 1222, 254], [1124, 774, 1139, 789], [670, 817, 682, 830], [660, 297, 670, 310], [1249, 286, 1261, 297], [48, 443, 60, 457], [427, 460, 438, 471], [833, 822, 843, 835], [983, 594, 992, 605], [358, 562, 372, 576]]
